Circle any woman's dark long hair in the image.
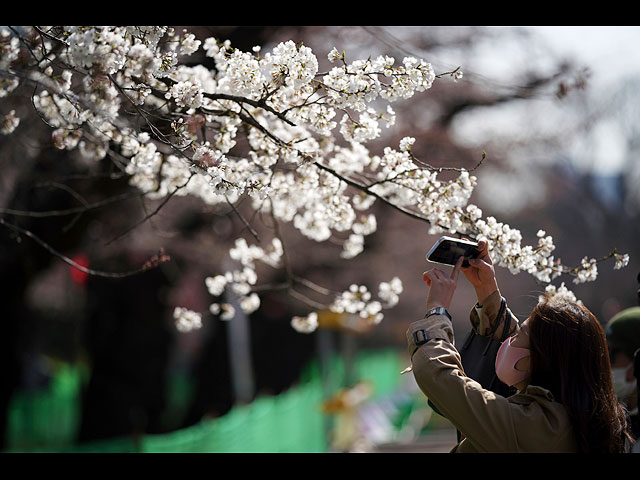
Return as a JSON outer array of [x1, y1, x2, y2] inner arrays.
[[528, 299, 633, 453]]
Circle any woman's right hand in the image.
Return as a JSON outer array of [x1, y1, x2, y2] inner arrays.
[[461, 240, 499, 305]]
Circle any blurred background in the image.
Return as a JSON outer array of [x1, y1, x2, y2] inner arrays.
[[1, 26, 639, 453]]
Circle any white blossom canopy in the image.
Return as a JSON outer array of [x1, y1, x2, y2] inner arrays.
[[0, 26, 629, 332]]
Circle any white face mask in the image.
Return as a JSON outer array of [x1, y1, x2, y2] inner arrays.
[[611, 366, 637, 401]]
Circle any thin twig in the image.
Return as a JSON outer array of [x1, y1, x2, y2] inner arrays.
[[225, 196, 261, 242], [288, 288, 328, 311], [409, 150, 487, 173], [32, 26, 69, 47], [0, 191, 143, 218], [293, 275, 336, 296], [104, 174, 195, 246], [0, 218, 169, 278]]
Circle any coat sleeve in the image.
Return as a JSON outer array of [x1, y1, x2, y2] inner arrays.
[[406, 299, 523, 452]]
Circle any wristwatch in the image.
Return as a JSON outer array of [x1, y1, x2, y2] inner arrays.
[[425, 306, 451, 321]]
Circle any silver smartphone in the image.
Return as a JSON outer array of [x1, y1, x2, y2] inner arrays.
[[426, 236, 480, 268]]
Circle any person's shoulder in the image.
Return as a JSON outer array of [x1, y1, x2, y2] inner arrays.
[[507, 385, 557, 406], [507, 385, 578, 452], [507, 385, 573, 429]]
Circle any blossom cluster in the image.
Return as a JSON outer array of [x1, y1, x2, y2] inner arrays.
[[173, 307, 203, 332], [203, 234, 403, 334], [0, 29, 20, 71], [0, 26, 630, 332], [614, 252, 630, 270], [323, 50, 436, 109], [205, 237, 283, 319], [291, 312, 318, 334], [289, 277, 404, 333], [0, 109, 19, 134], [539, 282, 582, 305]]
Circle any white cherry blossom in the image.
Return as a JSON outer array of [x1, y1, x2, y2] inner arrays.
[[0, 110, 19, 134], [173, 307, 203, 332], [291, 312, 319, 333], [0, 26, 629, 334]]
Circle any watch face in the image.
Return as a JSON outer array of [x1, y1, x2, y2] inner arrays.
[[427, 307, 450, 320]]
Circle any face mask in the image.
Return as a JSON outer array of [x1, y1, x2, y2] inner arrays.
[[495, 336, 531, 387], [611, 366, 637, 401]]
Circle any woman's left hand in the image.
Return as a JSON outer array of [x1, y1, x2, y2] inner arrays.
[[423, 256, 462, 311]]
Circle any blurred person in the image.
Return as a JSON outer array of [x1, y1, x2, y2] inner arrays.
[[605, 306, 640, 439], [405, 240, 634, 453]]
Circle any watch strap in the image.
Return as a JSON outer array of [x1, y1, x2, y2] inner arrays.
[[425, 306, 451, 321]]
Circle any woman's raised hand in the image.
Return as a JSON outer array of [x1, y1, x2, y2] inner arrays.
[[460, 240, 499, 305], [423, 257, 463, 311]]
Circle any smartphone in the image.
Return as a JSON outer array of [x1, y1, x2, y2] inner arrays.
[[426, 236, 480, 268]]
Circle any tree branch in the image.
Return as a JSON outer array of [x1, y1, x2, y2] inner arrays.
[[0, 217, 170, 278], [312, 160, 430, 224]]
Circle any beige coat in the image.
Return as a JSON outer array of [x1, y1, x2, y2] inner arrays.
[[406, 291, 578, 453]]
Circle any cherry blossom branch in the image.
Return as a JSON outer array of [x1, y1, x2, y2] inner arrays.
[[1, 27, 629, 332], [204, 92, 296, 127], [311, 159, 430, 224], [149, 75, 297, 128], [409, 150, 487, 173], [32, 26, 69, 47]]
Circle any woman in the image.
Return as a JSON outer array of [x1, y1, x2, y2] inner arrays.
[[406, 240, 634, 453]]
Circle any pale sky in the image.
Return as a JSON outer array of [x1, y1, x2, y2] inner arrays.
[[532, 26, 640, 87], [443, 26, 640, 175]]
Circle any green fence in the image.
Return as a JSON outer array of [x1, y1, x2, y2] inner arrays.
[[6, 362, 85, 451], [4, 349, 410, 453]]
